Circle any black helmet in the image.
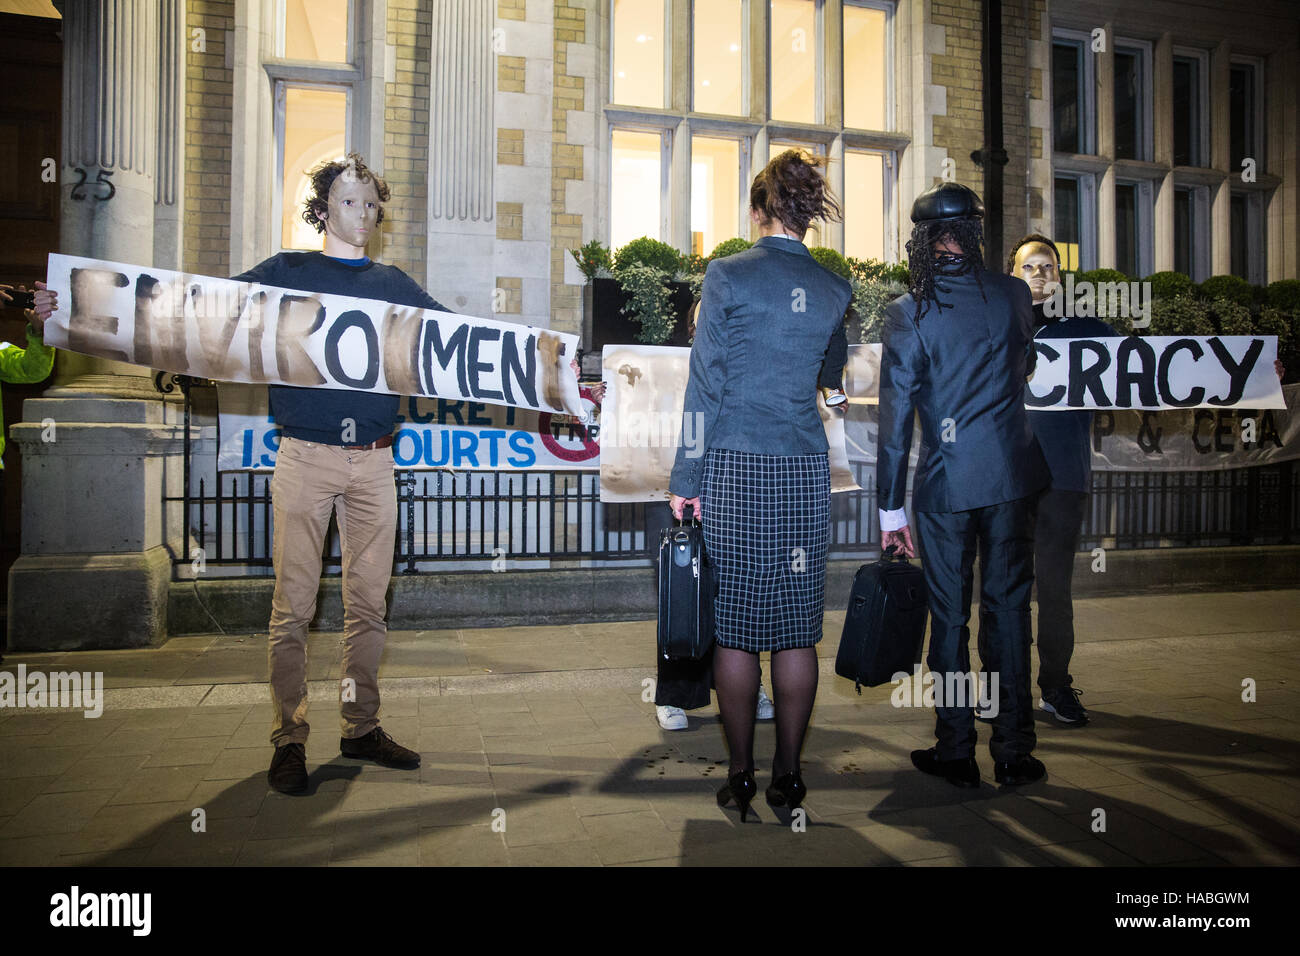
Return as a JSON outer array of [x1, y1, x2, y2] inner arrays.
[[910, 182, 985, 224]]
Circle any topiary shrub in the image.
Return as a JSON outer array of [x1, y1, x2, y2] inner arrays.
[[1265, 279, 1300, 313], [1075, 268, 1133, 287], [1257, 307, 1293, 348], [1197, 274, 1254, 307], [708, 237, 754, 260], [569, 239, 613, 281], [809, 246, 852, 280], [847, 256, 910, 287], [614, 236, 685, 275], [1208, 297, 1253, 335], [1148, 294, 1214, 337], [614, 264, 677, 344], [851, 276, 909, 344], [1144, 270, 1195, 301]]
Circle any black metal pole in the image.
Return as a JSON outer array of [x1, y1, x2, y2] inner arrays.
[[977, 0, 1008, 271]]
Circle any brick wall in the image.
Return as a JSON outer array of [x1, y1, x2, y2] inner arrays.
[[383, 0, 433, 280], [550, 0, 587, 335], [183, 0, 233, 277]]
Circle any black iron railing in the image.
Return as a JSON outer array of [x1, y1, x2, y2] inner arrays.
[[162, 382, 1297, 573]]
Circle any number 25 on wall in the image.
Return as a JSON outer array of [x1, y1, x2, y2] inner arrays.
[[70, 167, 116, 201]]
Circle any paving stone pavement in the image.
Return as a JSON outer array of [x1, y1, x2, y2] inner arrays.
[[1, 590, 1297, 867]]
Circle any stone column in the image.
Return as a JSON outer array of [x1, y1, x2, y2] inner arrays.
[[8, 0, 186, 651]]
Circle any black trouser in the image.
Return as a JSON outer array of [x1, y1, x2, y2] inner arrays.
[[917, 497, 1037, 763], [1032, 487, 1088, 692]]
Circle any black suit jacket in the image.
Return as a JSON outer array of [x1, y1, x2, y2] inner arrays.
[[876, 269, 1049, 514]]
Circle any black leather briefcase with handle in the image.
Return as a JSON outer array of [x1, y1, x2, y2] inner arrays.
[[656, 519, 717, 661], [835, 547, 929, 691]]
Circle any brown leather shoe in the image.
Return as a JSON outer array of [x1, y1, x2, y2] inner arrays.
[[268, 742, 308, 794], [340, 727, 420, 769]]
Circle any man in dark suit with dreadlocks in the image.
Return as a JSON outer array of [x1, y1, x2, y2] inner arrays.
[[875, 182, 1051, 788]]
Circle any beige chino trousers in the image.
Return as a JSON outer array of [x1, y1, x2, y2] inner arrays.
[[268, 436, 397, 747]]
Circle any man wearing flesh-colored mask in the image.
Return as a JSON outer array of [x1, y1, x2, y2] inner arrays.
[[1000, 235, 1117, 727], [235, 153, 451, 794]]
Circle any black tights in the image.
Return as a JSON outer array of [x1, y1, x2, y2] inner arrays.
[[713, 645, 819, 778]]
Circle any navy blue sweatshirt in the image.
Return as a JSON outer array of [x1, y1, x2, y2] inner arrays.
[[233, 252, 450, 446], [1025, 302, 1119, 493]]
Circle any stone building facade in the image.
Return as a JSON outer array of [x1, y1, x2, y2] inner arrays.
[[7, 0, 1300, 648]]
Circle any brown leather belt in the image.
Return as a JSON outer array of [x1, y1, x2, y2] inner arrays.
[[343, 434, 394, 451]]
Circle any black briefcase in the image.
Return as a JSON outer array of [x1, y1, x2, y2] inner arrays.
[[835, 548, 928, 692], [656, 520, 717, 661]]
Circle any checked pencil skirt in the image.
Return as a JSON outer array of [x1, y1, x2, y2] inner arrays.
[[698, 447, 831, 653]]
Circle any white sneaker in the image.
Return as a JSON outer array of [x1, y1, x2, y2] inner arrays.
[[756, 686, 775, 721], [656, 705, 688, 731]]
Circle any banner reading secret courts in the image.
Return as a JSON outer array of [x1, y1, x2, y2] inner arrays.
[[217, 385, 602, 471], [43, 254, 585, 418]]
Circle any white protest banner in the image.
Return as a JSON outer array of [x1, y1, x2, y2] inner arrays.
[[217, 385, 602, 471], [838, 340, 1283, 411], [42, 254, 583, 417], [843, 385, 1300, 471], [1025, 335, 1282, 410], [597, 344, 858, 503]]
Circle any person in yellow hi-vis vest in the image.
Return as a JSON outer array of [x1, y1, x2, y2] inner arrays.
[[0, 281, 55, 468]]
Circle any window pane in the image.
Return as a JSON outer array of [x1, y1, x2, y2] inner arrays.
[[1115, 183, 1137, 278], [613, 0, 665, 109], [1054, 177, 1080, 271], [691, 137, 741, 256], [1114, 49, 1140, 161], [282, 0, 349, 63], [612, 130, 663, 250], [694, 0, 744, 115], [1230, 65, 1255, 170], [844, 3, 887, 130], [765, 142, 822, 244], [1052, 42, 1080, 154], [770, 0, 817, 123], [1174, 188, 1191, 277], [1231, 194, 1248, 280], [844, 150, 884, 260], [1173, 57, 1197, 167], [282, 87, 347, 251]]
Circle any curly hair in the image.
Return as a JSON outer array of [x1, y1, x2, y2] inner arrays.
[[301, 152, 391, 234], [904, 217, 986, 321], [1005, 232, 1061, 274], [749, 149, 842, 236]]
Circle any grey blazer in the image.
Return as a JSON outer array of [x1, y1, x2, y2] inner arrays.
[[876, 268, 1050, 514], [669, 236, 853, 498]]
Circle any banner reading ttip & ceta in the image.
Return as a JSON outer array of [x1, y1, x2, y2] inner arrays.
[[41, 254, 585, 417]]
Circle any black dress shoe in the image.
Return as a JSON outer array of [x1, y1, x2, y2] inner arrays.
[[911, 747, 981, 788], [268, 742, 308, 794], [766, 771, 807, 810], [994, 754, 1046, 786], [340, 727, 420, 769], [716, 770, 758, 822]]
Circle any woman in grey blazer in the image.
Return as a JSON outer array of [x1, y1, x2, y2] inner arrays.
[[668, 150, 852, 820]]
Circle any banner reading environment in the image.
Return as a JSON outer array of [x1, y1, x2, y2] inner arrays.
[[218, 385, 602, 471], [43, 254, 584, 417]]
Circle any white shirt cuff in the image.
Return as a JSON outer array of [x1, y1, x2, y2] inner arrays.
[[879, 507, 909, 532]]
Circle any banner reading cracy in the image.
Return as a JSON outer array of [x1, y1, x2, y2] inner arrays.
[[837, 339, 1283, 411], [842, 384, 1300, 472], [42, 254, 584, 417], [217, 384, 602, 471]]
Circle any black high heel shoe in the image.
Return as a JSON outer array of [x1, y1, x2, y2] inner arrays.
[[716, 770, 758, 822], [765, 771, 807, 810]]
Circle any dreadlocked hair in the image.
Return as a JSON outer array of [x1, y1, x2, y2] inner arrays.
[[904, 217, 987, 321]]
